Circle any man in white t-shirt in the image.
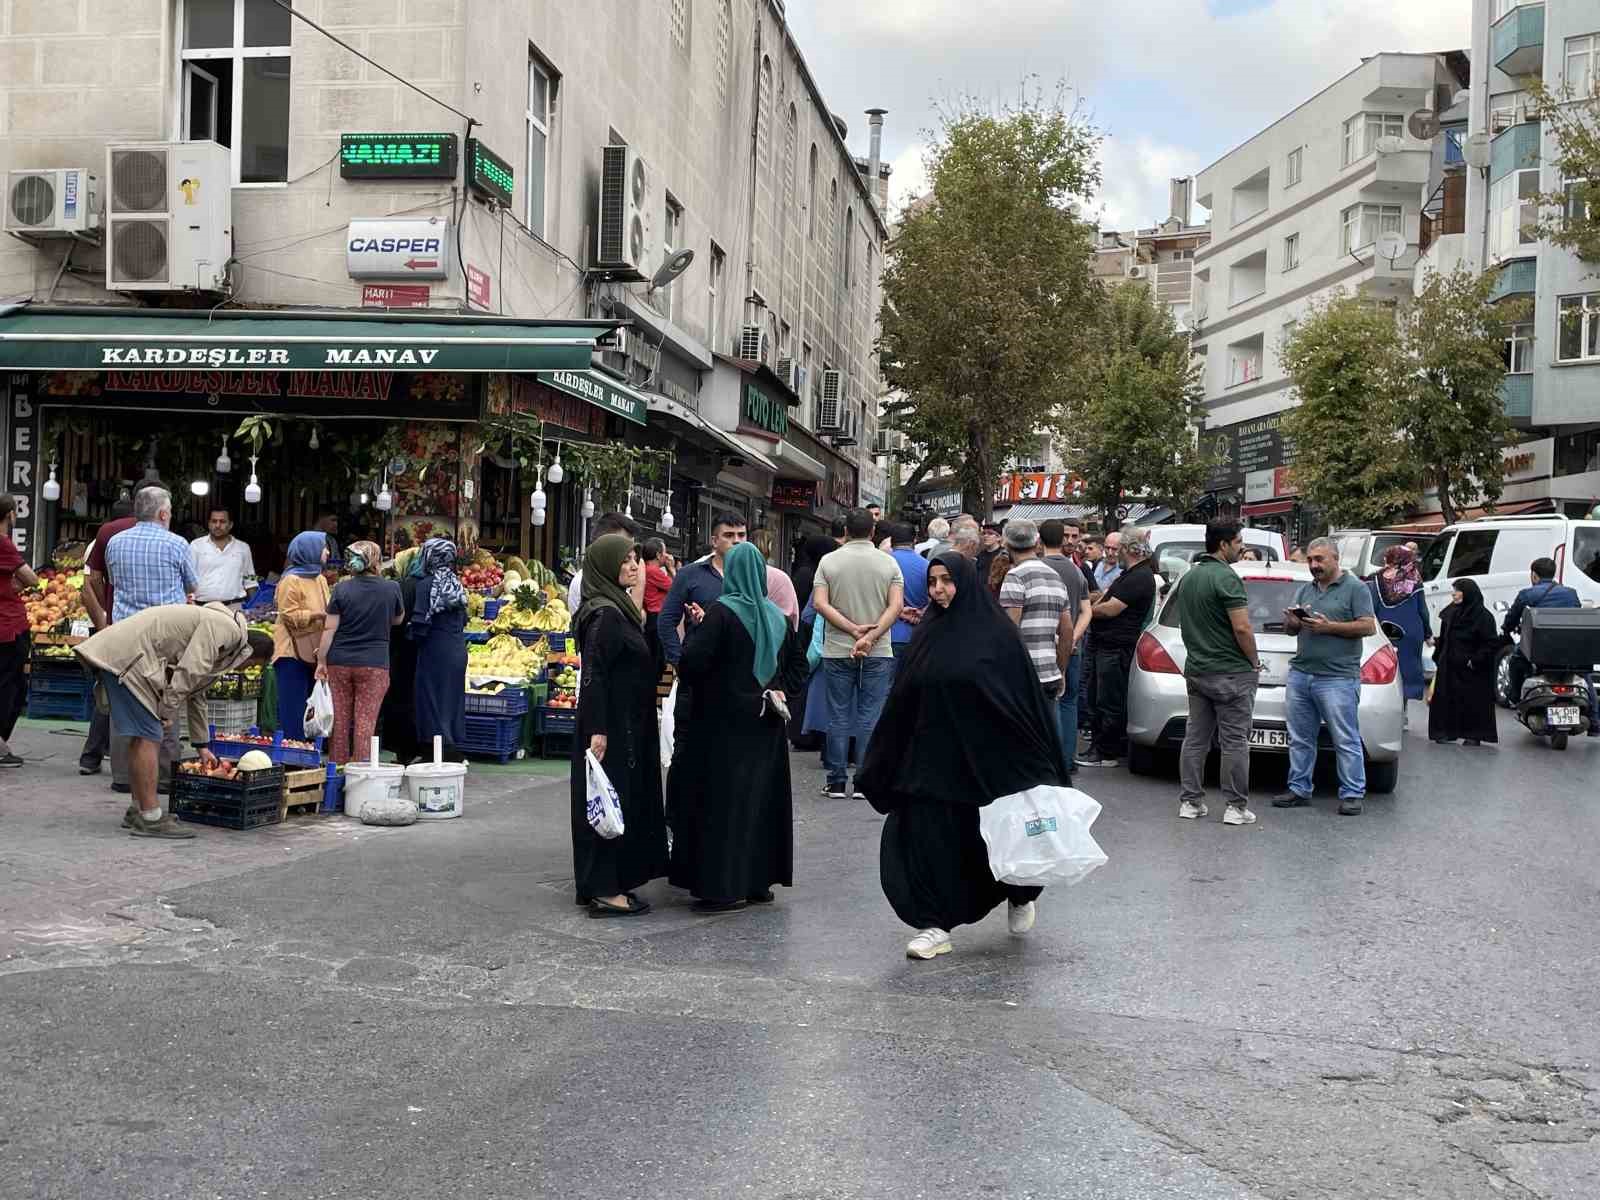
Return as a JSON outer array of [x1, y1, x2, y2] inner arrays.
[[189, 507, 257, 607]]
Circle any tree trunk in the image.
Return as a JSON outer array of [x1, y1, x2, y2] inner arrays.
[[963, 421, 992, 519], [1438, 472, 1458, 527]]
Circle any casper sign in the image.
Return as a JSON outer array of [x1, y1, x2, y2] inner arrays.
[[346, 217, 451, 280]]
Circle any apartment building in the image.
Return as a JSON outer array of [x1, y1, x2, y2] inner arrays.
[[1092, 178, 1212, 329], [1190, 51, 1469, 528], [0, 0, 886, 561]]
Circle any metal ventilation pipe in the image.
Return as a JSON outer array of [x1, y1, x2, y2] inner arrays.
[[866, 108, 887, 212]]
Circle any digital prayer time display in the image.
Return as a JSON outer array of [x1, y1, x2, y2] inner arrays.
[[339, 133, 459, 180], [466, 138, 515, 208]]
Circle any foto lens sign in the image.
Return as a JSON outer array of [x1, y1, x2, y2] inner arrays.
[[466, 138, 515, 208], [340, 133, 459, 180]]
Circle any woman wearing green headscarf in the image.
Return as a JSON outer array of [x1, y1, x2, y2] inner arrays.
[[570, 534, 667, 917], [668, 541, 807, 912]]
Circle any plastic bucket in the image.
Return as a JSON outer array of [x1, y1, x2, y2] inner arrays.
[[343, 762, 409, 816], [405, 761, 468, 819]]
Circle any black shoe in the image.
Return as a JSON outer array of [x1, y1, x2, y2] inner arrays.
[[78, 761, 102, 776], [1271, 791, 1311, 808], [110, 782, 132, 794], [1339, 796, 1364, 816], [691, 898, 748, 913], [0, 753, 22, 768], [1463, 739, 1481, 747], [1432, 738, 1454, 744], [746, 890, 775, 904], [588, 896, 650, 918]]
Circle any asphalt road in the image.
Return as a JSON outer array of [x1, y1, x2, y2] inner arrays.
[[2, 701, 1597, 1199]]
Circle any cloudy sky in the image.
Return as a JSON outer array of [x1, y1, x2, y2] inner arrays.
[[786, 0, 1469, 229]]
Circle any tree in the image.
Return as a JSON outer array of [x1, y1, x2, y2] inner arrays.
[[1280, 297, 1420, 528], [1525, 79, 1600, 262], [1066, 282, 1211, 527], [880, 88, 1101, 517]]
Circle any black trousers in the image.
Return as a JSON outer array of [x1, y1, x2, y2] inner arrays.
[[1091, 645, 1135, 759], [0, 633, 27, 744]]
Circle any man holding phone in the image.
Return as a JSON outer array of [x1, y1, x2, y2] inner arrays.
[[1277, 537, 1377, 815]]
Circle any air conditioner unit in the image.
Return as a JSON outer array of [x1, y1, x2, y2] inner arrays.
[[738, 324, 767, 362], [5, 168, 99, 236], [816, 378, 844, 432], [595, 144, 651, 273], [1128, 265, 1147, 279], [775, 355, 796, 387], [105, 141, 231, 292]]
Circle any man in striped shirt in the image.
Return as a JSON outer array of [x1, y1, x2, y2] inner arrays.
[[998, 521, 1074, 773]]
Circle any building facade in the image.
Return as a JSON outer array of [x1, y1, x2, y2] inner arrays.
[[1092, 177, 1211, 330]]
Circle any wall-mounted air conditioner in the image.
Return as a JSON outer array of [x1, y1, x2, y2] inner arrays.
[[816, 372, 844, 432], [595, 144, 651, 273], [5, 168, 99, 236], [1128, 265, 1146, 279], [738, 324, 768, 362], [105, 141, 231, 292]]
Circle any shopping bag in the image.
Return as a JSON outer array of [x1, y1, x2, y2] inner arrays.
[[978, 784, 1108, 888], [585, 749, 626, 839], [659, 679, 678, 771], [303, 679, 335, 738]]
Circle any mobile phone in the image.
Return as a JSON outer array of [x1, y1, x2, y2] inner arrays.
[[1287, 605, 1312, 619]]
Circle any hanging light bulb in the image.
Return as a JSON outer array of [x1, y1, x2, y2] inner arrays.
[[309, 426, 320, 450], [190, 479, 210, 498], [581, 490, 595, 520], [41, 463, 61, 502], [660, 508, 675, 531], [659, 456, 674, 530], [531, 466, 546, 512], [547, 447, 564, 484], [531, 505, 547, 527], [375, 474, 393, 512], [215, 436, 232, 474], [72, 487, 88, 517], [244, 455, 262, 504], [359, 491, 370, 506]]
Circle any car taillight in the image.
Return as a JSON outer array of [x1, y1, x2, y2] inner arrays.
[[1360, 644, 1398, 685], [1552, 684, 1577, 695], [1136, 631, 1181, 675]]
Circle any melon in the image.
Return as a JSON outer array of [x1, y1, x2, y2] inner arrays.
[[237, 750, 273, 771]]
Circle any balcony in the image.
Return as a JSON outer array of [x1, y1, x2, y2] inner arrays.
[[1489, 256, 1537, 301], [1490, 121, 1541, 184], [1492, 3, 1545, 78], [1499, 373, 1533, 422], [1362, 145, 1432, 196]]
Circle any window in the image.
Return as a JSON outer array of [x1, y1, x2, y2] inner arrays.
[[525, 55, 556, 239], [844, 209, 855, 288], [1558, 293, 1600, 361], [1447, 530, 1499, 577], [1491, 0, 1527, 18], [1418, 534, 1452, 581], [1489, 168, 1540, 260], [180, 0, 291, 183], [1230, 166, 1270, 227], [1565, 179, 1597, 225], [1340, 203, 1402, 254], [708, 242, 726, 355], [1286, 146, 1303, 188], [1566, 33, 1600, 96], [1575, 527, 1600, 584], [1227, 249, 1266, 306], [1282, 232, 1300, 272], [1226, 333, 1264, 387], [669, 0, 689, 51], [800, 342, 813, 425], [807, 144, 818, 240], [1342, 112, 1404, 167], [661, 195, 683, 321], [1504, 322, 1534, 373]]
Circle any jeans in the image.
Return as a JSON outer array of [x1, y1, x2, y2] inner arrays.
[[1180, 671, 1259, 809], [1056, 651, 1082, 774], [1090, 646, 1135, 759], [823, 656, 895, 788], [0, 633, 27, 746], [1286, 668, 1364, 800]]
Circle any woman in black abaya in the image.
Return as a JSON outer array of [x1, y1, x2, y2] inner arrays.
[[858, 551, 1069, 960], [1429, 577, 1500, 746]]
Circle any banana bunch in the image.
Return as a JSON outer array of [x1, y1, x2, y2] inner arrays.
[[465, 634, 546, 678], [530, 599, 570, 631]]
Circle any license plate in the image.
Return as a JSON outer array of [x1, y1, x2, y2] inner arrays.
[[1549, 706, 1581, 727], [1249, 727, 1290, 749]]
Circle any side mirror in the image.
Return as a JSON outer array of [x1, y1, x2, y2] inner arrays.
[[1379, 620, 1405, 644], [1492, 600, 1510, 613]]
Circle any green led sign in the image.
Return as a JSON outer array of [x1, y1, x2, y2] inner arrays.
[[466, 137, 514, 208], [339, 132, 458, 180]]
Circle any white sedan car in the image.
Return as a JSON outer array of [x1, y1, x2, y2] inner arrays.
[[1123, 561, 1405, 793]]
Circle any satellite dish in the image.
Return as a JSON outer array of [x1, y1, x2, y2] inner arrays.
[[1375, 231, 1407, 262], [1374, 135, 1405, 156], [649, 247, 695, 291], [1464, 130, 1492, 169], [1407, 109, 1440, 141]]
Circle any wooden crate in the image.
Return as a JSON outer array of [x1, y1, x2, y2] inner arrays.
[[279, 767, 327, 820]]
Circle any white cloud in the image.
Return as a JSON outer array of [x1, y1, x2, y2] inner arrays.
[[1093, 135, 1206, 232], [885, 142, 930, 217]]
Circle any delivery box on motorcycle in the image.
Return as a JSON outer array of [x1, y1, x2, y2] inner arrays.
[[1521, 608, 1600, 671]]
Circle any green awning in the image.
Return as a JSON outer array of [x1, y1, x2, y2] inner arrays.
[[0, 306, 617, 373], [537, 368, 648, 427]]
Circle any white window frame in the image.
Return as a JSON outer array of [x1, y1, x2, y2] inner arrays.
[[1491, 0, 1529, 20], [525, 55, 555, 239], [708, 241, 726, 357], [661, 193, 683, 322], [1340, 202, 1402, 254], [1282, 232, 1300, 272], [1285, 146, 1303, 188], [1557, 293, 1600, 362], [177, 0, 292, 187], [1342, 112, 1404, 167], [1566, 178, 1597, 225], [1566, 33, 1600, 97], [1489, 168, 1540, 261], [1505, 321, 1534, 373], [1227, 346, 1262, 388]]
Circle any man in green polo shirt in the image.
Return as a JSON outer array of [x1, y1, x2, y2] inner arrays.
[[1173, 522, 1262, 826]]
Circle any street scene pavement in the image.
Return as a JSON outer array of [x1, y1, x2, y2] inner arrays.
[[2, 703, 1597, 1200]]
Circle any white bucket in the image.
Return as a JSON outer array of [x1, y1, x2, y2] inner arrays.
[[343, 762, 409, 816], [406, 761, 468, 819]]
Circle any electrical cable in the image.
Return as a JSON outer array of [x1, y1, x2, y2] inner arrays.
[[232, 196, 447, 260]]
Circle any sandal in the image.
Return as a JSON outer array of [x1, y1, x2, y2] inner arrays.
[[588, 896, 650, 918]]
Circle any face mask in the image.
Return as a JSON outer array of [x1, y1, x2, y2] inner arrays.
[[347, 552, 367, 573]]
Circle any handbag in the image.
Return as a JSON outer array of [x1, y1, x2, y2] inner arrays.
[[585, 749, 626, 839]]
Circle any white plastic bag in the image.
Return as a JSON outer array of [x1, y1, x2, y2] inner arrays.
[[585, 749, 626, 839], [659, 679, 678, 771], [978, 785, 1108, 888], [303, 679, 335, 739]]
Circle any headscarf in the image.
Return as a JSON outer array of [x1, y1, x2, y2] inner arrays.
[[790, 534, 838, 607], [394, 546, 420, 579], [1376, 545, 1421, 607], [1450, 577, 1486, 621], [858, 551, 1068, 813], [716, 542, 789, 687], [346, 540, 382, 576], [765, 565, 800, 630], [408, 537, 467, 631], [573, 534, 643, 640], [285, 531, 328, 577]]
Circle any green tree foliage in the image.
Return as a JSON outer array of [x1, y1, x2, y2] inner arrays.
[[880, 89, 1101, 516], [1526, 79, 1600, 261]]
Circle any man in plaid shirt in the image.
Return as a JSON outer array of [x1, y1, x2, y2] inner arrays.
[[105, 487, 197, 623]]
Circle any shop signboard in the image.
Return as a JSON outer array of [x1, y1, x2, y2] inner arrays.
[[33, 370, 478, 421], [466, 138, 515, 208], [538, 369, 647, 427], [493, 375, 607, 439], [925, 488, 962, 516], [339, 132, 458, 180], [740, 383, 788, 437], [772, 479, 819, 509], [994, 471, 1086, 504], [1204, 412, 1298, 492], [7, 376, 36, 557], [346, 218, 450, 280], [828, 465, 856, 509], [361, 284, 430, 309], [466, 264, 492, 311]]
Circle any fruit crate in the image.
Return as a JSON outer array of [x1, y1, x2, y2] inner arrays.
[[459, 714, 525, 763], [280, 763, 343, 818], [464, 686, 528, 717], [464, 630, 491, 644], [205, 671, 263, 700], [27, 686, 93, 721], [206, 697, 260, 734], [537, 706, 578, 735], [482, 599, 505, 621], [173, 760, 286, 830], [207, 727, 324, 767]]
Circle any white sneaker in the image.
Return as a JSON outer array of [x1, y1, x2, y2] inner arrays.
[[1178, 800, 1208, 820], [906, 928, 952, 959], [1222, 805, 1257, 826], [1007, 900, 1036, 935]]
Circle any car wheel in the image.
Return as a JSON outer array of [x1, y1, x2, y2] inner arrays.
[[1126, 742, 1163, 777], [1552, 733, 1569, 751], [1365, 757, 1399, 794], [1494, 646, 1515, 709]]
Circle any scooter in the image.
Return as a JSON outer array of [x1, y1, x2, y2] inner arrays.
[[1515, 669, 1593, 750]]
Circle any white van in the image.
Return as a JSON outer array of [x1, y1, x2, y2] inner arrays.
[[1414, 515, 1600, 626], [1145, 524, 1287, 581]]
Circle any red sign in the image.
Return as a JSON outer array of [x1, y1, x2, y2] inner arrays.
[[1273, 466, 1298, 497], [467, 264, 492, 310], [361, 283, 431, 308], [772, 480, 819, 509], [995, 471, 1086, 504]]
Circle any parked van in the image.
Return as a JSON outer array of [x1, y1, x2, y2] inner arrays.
[[1330, 529, 1438, 579], [1414, 515, 1600, 625]]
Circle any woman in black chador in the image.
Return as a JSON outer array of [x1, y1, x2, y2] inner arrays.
[[1429, 577, 1500, 746]]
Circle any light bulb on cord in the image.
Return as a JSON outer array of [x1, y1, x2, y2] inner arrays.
[[359, 492, 370, 506], [191, 479, 210, 498], [215, 436, 232, 474], [581, 490, 595, 520], [531, 505, 547, 527], [41, 463, 61, 502], [309, 426, 319, 450], [547, 447, 564, 484], [531, 467, 546, 512], [660, 456, 674, 531], [375, 473, 393, 511], [244, 456, 262, 504], [660, 508, 675, 531]]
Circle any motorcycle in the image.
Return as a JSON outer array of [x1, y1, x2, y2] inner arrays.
[[1512, 607, 1600, 751], [1514, 669, 1592, 750]]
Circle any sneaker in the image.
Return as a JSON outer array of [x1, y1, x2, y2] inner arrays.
[[905, 928, 952, 959], [0, 752, 22, 768], [1222, 805, 1257, 826], [1007, 901, 1036, 935], [1076, 753, 1120, 768], [127, 813, 196, 840], [1177, 800, 1208, 820], [1339, 796, 1364, 816], [851, 789, 867, 801], [78, 761, 102, 776], [122, 804, 140, 829], [1271, 791, 1311, 808], [821, 784, 847, 799]]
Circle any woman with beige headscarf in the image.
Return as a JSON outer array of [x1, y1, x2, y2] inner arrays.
[[315, 540, 405, 764]]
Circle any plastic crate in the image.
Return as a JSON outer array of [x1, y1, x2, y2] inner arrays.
[[28, 651, 83, 675], [27, 688, 93, 721], [173, 760, 286, 830], [205, 671, 263, 700], [464, 630, 491, 644], [459, 714, 525, 762], [207, 727, 324, 767], [537, 706, 577, 735], [464, 686, 528, 717], [27, 669, 93, 697], [206, 697, 259, 734], [527, 682, 548, 707], [483, 599, 505, 620]]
